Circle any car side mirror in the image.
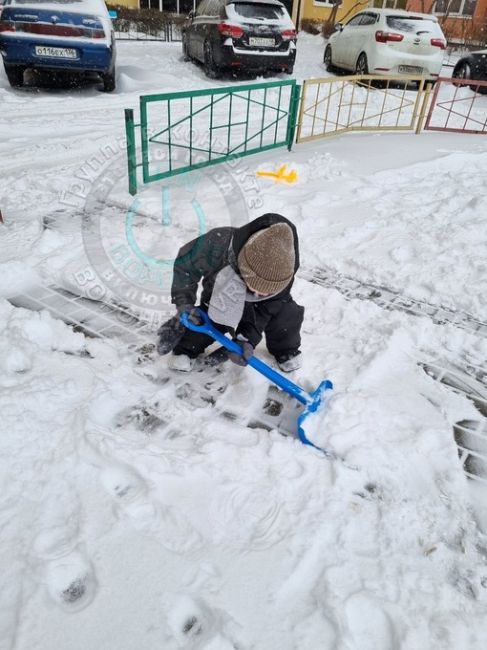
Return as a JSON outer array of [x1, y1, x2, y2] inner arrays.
[[108, 10, 118, 19], [334, 23, 343, 32]]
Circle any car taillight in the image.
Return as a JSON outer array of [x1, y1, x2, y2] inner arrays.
[[281, 29, 296, 40], [430, 38, 446, 49], [14, 22, 103, 38], [217, 23, 244, 39], [0, 20, 15, 32], [28, 24, 83, 37], [375, 30, 404, 43]]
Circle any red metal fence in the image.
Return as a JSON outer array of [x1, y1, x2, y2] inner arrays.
[[424, 77, 487, 134]]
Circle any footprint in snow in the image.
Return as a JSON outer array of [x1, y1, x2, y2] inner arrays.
[[165, 593, 240, 649], [100, 464, 147, 503], [166, 593, 216, 647], [32, 518, 96, 611], [101, 464, 202, 552], [44, 551, 97, 612]]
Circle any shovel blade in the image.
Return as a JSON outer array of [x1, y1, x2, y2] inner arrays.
[[297, 380, 334, 448], [247, 379, 333, 445], [247, 385, 305, 438]]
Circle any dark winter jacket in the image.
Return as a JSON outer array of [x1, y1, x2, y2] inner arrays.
[[171, 213, 300, 345]]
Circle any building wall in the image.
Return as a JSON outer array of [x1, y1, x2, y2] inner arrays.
[[299, 0, 369, 23], [407, 0, 487, 41], [113, 0, 367, 21], [407, 0, 435, 10], [113, 0, 139, 8], [407, 0, 487, 15]]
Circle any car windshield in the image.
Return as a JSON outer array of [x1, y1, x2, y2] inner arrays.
[[232, 2, 285, 20], [386, 16, 438, 33]]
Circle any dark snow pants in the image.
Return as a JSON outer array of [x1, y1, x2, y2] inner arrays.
[[174, 296, 304, 361]]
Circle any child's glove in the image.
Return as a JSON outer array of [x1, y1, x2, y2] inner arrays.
[[177, 304, 203, 325], [228, 336, 254, 366], [156, 315, 185, 355]]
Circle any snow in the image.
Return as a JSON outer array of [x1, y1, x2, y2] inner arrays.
[[4, 0, 111, 17], [226, 3, 294, 29], [1, 33, 487, 650]]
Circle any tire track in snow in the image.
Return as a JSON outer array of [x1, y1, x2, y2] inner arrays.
[[302, 265, 487, 485], [421, 361, 487, 485], [0, 132, 120, 176], [9, 277, 487, 487], [301, 265, 487, 340]]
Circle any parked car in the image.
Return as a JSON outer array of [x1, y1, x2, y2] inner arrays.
[[452, 49, 487, 94], [323, 8, 446, 82], [0, 0, 117, 91], [182, 0, 296, 78]]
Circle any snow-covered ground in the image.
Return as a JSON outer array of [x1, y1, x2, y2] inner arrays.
[[1, 34, 487, 650]]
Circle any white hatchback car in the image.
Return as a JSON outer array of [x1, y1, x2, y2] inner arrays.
[[324, 8, 446, 81]]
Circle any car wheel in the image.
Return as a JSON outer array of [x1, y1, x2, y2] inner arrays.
[[5, 65, 24, 88], [323, 45, 333, 72], [204, 41, 219, 79], [285, 64, 294, 75], [452, 61, 479, 91], [453, 60, 471, 84], [355, 53, 368, 76], [101, 70, 116, 93]]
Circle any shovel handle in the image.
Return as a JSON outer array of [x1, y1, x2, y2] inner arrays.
[[180, 309, 311, 405]]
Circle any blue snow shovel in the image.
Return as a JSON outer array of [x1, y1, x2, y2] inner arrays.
[[180, 309, 333, 454]]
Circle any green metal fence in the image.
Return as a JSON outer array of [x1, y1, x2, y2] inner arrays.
[[124, 80, 300, 195]]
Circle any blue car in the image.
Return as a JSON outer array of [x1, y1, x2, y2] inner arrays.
[[0, 0, 116, 90]]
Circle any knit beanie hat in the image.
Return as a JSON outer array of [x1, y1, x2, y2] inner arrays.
[[237, 223, 295, 295]]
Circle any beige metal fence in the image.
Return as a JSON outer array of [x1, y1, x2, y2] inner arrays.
[[296, 75, 433, 144]]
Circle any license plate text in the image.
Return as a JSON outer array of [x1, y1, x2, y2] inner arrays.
[[35, 46, 77, 59]]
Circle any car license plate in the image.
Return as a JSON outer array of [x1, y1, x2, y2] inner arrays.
[[249, 37, 275, 47], [398, 65, 423, 74], [35, 46, 77, 59]]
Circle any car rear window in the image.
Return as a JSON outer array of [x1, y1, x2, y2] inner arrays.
[[3, 0, 105, 9], [5, 0, 83, 4], [231, 2, 286, 20], [386, 16, 440, 34]]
